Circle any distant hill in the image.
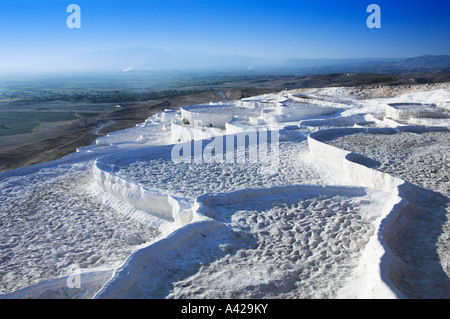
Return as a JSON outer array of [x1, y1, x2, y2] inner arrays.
[[260, 55, 450, 74], [392, 55, 450, 69], [30, 48, 450, 74]]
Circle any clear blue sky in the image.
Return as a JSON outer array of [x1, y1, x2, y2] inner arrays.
[[0, 0, 449, 70]]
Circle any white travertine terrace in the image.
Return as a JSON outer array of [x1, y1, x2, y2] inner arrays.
[[1, 83, 449, 299]]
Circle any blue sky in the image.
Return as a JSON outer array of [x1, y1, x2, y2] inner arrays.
[[0, 0, 449, 70]]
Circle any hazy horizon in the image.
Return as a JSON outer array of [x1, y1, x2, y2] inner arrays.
[[0, 0, 449, 73]]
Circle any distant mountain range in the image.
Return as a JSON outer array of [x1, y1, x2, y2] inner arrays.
[[38, 48, 450, 74]]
